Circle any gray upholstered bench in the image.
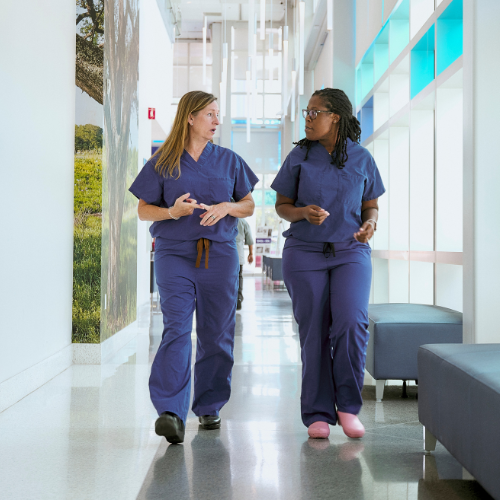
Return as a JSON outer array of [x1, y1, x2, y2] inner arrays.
[[418, 344, 500, 500], [366, 304, 463, 401]]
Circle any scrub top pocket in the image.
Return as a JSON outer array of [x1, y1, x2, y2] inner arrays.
[[209, 177, 234, 204], [297, 168, 325, 207], [340, 172, 365, 207]]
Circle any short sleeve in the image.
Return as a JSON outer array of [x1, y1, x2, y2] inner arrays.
[[270, 153, 300, 200], [233, 156, 259, 201], [129, 160, 163, 206], [244, 220, 254, 245], [362, 157, 386, 202]]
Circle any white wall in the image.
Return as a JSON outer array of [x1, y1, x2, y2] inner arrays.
[[136, 0, 174, 308], [463, 0, 500, 343], [0, 0, 75, 384]]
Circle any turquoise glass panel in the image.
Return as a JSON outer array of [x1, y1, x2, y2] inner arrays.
[[389, 19, 410, 63], [436, 0, 463, 75], [374, 44, 389, 82], [389, 0, 409, 63], [411, 24, 435, 99], [264, 190, 276, 206], [356, 68, 362, 107], [361, 46, 374, 100]]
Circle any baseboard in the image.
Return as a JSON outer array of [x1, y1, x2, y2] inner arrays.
[[73, 302, 151, 365], [0, 343, 73, 413], [73, 319, 148, 365]]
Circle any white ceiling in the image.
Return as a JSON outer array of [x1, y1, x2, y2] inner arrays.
[[177, 0, 286, 39]]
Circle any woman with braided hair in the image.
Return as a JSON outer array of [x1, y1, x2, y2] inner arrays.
[[271, 88, 385, 439]]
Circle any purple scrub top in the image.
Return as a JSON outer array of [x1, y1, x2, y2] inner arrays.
[[271, 138, 385, 243], [129, 141, 259, 242]]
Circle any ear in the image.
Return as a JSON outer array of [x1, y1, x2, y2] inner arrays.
[[188, 113, 194, 126], [332, 113, 341, 125]]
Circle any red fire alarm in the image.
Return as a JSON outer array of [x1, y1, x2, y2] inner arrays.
[[148, 108, 156, 120]]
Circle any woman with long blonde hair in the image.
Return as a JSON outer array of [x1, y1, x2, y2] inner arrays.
[[129, 91, 258, 444]]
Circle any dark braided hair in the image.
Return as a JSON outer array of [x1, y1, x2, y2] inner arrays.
[[293, 88, 361, 169]]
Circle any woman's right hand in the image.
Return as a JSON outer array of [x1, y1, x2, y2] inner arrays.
[[303, 205, 330, 225], [170, 193, 202, 218]]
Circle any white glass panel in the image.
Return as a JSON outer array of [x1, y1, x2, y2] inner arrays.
[[389, 56, 410, 116], [389, 127, 409, 251], [409, 261, 434, 304], [410, 0, 434, 39], [374, 92, 390, 130], [435, 263, 463, 312], [173, 43, 188, 65], [173, 67, 188, 98], [410, 109, 434, 251], [189, 66, 212, 93], [436, 87, 463, 251], [373, 258, 389, 303], [232, 131, 280, 172], [231, 95, 247, 118], [373, 139, 389, 251], [389, 259, 409, 303], [232, 51, 248, 81], [264, 95, 282, 118]]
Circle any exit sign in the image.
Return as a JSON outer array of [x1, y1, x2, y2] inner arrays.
[[148, 108, 155, 119]]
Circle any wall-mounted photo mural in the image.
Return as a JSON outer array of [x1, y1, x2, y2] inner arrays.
[[73, 0, 139, 344]]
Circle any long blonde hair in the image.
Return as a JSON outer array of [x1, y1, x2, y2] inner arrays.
[[153, 91, 217, 178]]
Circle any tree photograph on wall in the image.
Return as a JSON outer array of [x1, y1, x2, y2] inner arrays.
[[73, 0, 139, 343]]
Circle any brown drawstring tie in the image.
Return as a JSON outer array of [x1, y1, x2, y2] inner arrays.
[[195, 238, 210, 269]]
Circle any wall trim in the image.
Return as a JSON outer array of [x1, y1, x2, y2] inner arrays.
[[0, 343, 73, 413]]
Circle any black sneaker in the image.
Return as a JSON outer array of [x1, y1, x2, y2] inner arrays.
[[199, 415, 221, 429], [155, 411, 185, 444]]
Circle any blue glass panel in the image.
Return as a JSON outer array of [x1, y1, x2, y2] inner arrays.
[[411, 24, 435, 99], [436, 0, 463, 75], [360, 96, 374, 144]]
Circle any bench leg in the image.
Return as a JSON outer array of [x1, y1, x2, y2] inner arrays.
[[424, 427, 437, 455], [402, 379, 408, 398], [376, 380, 386, 402]]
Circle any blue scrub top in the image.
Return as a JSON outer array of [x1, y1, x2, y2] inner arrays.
[[129, 142, 259, 242], [271, 138, 385, 243]]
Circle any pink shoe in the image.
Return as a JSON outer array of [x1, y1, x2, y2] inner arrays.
[[337, 411, 365, 439], [308, 421, 330, 439]]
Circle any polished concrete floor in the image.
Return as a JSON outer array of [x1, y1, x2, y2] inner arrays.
[[0, 277, 493, 499]]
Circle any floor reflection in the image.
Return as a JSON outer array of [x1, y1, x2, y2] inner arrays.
[[0, 277, 493, 499]]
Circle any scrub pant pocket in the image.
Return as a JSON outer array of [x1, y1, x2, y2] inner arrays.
[[150, 238, 239, 423], [282, 237, 372, 427]]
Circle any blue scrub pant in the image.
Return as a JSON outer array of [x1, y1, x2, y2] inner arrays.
[[282, 237, 372, 427], [150, 238, 239, 423]]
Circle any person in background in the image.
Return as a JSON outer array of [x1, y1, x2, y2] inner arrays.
[[236, 218, 254, 310], [129, 91, 258, 444]]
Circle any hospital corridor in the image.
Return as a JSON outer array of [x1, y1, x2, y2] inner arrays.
[[2, 0, 500, 499]]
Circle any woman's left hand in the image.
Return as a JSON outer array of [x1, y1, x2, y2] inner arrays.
[[354, 222, 374, 243], [199, 202, 229, 226]]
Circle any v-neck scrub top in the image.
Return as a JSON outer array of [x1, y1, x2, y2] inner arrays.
[[129, 142, 259, 242], [271, 139, 385, 243]]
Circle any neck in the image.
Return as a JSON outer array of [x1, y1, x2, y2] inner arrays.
[[318, 130, 338, 154], [185, 134, 209, 154]]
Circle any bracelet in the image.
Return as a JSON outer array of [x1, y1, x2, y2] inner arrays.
[[365, 219, 377, 231], [168, 207, 180, 220]]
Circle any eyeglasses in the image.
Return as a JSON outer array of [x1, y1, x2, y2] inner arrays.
[[302, 109, 333, 120]]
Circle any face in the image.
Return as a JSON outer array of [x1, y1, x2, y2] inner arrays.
[[188, 101, 220, 141], [304, 95, 340, 142]]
